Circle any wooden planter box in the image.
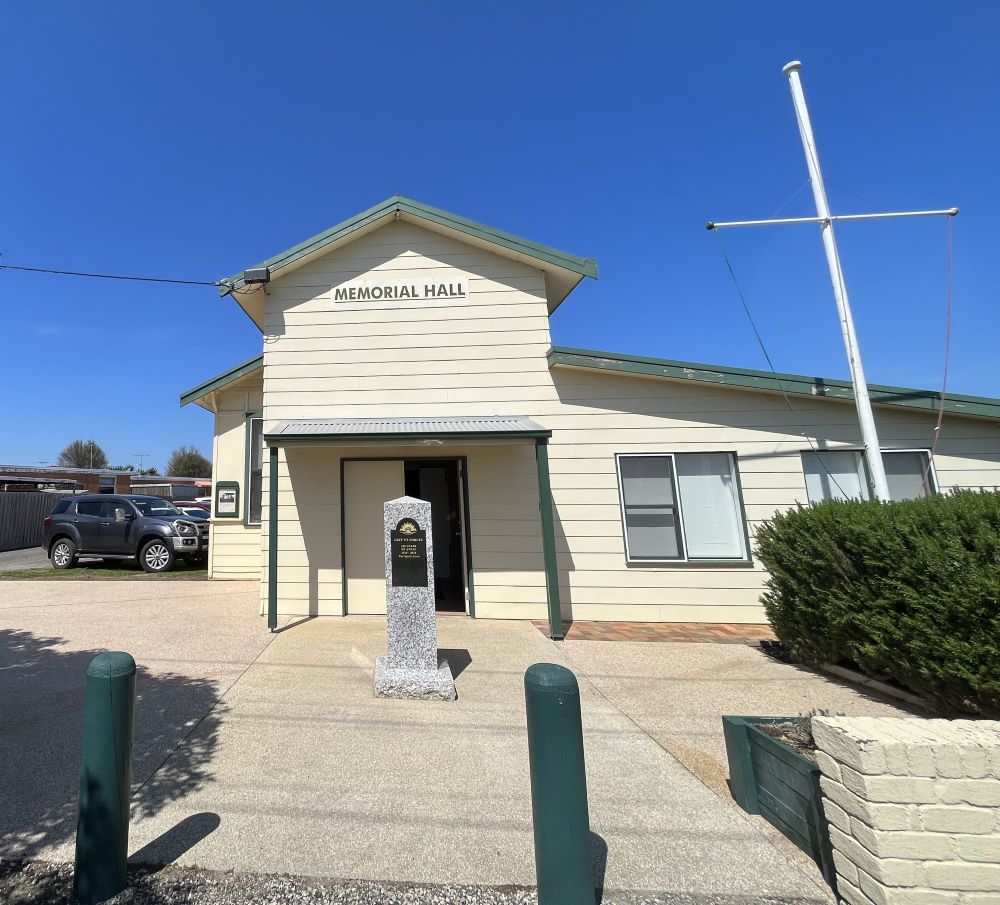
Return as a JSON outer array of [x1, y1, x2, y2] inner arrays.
[[722, 715, 837, 892]]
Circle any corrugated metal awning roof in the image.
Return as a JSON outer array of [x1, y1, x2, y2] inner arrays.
[[264, 416, 550, 443]]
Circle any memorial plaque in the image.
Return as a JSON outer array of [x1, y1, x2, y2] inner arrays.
[[374, 495, 457, 701], [390, 518, 428, 587], [214, 480, 240, 518]]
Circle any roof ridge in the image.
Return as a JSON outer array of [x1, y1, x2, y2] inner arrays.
[[221, 196, 597, 296]]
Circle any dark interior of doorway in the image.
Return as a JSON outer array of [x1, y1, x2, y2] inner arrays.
[[404, 460, 465, 612]]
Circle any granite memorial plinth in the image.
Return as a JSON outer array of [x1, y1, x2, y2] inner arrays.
[[373, 495, 457, 701]]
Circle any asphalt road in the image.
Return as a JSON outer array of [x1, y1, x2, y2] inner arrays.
[[0, 546, 51, 570]]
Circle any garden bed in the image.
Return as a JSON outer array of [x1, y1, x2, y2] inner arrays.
[[722, 715, 836, 892]]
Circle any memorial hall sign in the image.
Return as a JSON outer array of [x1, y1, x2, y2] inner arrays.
[[333, 276, 468, 308]]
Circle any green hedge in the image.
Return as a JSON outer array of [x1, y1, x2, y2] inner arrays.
[[755, 490, 1000, 714]]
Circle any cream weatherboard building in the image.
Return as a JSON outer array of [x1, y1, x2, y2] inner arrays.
[[181, 196, 1000, 637]]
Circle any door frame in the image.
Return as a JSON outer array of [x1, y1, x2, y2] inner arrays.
[[339, 455, 475, 618]]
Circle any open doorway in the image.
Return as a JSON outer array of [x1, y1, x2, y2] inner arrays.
[[404, 459, 466, 612]]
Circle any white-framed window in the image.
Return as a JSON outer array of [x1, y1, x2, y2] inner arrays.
[[615, 452, 750, 563], [801, 449, 936, 503]]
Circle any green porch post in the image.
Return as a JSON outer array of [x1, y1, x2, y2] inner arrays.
[[268, 444, 278, 631], [535, 438, 563, 640]]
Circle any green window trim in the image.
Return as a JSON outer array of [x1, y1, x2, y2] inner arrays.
[[245, 412, 263, 526]]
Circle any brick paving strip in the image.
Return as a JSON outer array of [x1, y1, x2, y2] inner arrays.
[[533, 620, 776, 644]]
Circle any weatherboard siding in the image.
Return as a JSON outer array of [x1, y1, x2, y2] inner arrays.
[[212, 218, 1000, 623], [207, 381, 262, 580], [542, 367, 1000, 622], [261, 221, 557, 424]]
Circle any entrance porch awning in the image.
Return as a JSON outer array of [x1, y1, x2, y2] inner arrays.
[[262, 413, 566, 640], [264, 415, 551, 444]]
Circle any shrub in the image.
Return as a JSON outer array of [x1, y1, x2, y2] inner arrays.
[[755, 490, 1000, 715]]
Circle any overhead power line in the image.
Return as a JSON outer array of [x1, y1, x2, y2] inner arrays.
[[0, 263, 224, 288]]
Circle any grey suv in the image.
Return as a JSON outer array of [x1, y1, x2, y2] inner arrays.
[[41, 494, 209, 573]]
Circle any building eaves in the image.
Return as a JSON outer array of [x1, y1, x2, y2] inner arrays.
[[548, 346, 1000, 421], [180, 354, 263, 408]]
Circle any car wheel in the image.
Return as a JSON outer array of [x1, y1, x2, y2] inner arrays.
[[50, 538, 77, 570], [140, 537, 175, 573]]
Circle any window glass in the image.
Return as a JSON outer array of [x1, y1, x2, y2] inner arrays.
[[802, 450, 934, 503], [618, 455, 683, 560], [616, 453, 748, 562], [248, 417, 263, 524], [128, 497, 180, 516], [76, 500, 103, 516], [51, 499, 71, 514], [884, 451, 934, 500], [803, 451, 869, 502], [102, 500, 133, 520], [675, 453, 747, 559]]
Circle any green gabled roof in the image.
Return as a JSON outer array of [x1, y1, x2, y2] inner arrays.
[[220, 195, 598, 295], [181, 345, 1000, 422], [180, 354, 263, 408], [548, 346, 1000, 421]]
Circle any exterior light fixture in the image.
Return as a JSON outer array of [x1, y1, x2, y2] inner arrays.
[[243, 267, 270, 285]]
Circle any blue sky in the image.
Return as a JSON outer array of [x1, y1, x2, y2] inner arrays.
[[3, 2, 998, 470]]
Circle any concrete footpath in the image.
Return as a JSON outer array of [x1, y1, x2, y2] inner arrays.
[[0, 580, 850, 901], [561, 638, 914, 803]]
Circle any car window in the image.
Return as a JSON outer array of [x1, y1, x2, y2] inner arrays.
[[128, 497, 181, 517], [51, 499, 71, 514], [76, 501, 104, 517], [103, 500, 134, 520]]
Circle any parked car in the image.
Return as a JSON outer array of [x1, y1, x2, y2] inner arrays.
[[41, 494, 209, 573], [175, 504, 210, 519]]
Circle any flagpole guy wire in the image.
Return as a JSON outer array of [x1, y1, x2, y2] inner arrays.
[[706, 59, 958, 502]]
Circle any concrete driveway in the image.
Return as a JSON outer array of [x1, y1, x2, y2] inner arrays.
[[0, 579, 272, 864], [0, 580, 886, 901]]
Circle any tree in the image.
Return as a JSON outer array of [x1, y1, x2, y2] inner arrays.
[[57, 439, 108, 470], [166, 446, 211, 478]]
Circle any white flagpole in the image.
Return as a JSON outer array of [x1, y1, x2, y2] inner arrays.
[[782, 60, 891, 501]]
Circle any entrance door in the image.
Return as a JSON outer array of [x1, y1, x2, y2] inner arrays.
[[404, 460, 466, 612], [344, 460, 404, 614]]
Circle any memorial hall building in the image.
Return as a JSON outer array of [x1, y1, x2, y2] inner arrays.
[[180, 196, 1000, 637]]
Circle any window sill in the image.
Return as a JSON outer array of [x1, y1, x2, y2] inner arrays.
[[625, 558, 755, 568]]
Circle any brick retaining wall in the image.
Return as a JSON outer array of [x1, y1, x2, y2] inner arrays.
[[813, 716, 1000, 904]]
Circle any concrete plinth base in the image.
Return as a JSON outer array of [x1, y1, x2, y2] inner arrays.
[[373, 656, 457, 701]]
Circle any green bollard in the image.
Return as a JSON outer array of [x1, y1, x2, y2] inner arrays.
[[524, 663, 595, 905], [73, 651, 137, 905]]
